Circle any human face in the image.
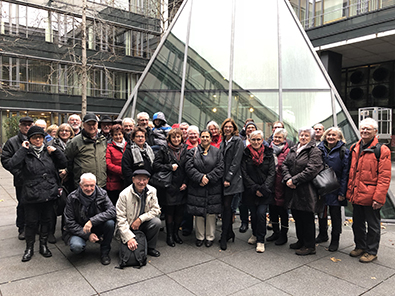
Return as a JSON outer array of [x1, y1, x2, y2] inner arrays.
[[80, 179, 96, 196], [273, 133, 285, 146], [180, 125, 189, 139], [250, 134, 263, 150], [133, 131, 146, 148], [325, 130, 339, 147], [132, 174, 149, 193], [360, 124, 376, 144], [19, 122, 33, 135], [101, 122, 112, 134], [170, 133, 182, 146], [58, 127, 72, 142], [112, 130, 124, 143], [272, 123, 283, 133], [314, 125, 324, 140], [35, 122, 47, 132], [200, 131, 212, 148], [208, 125, 219, 137], [83, 121, 98, 137], [50, 128, 58, 138], [137, 116, 149, 128], [299, 131, 311, 146], [68, 116, 81, 130], [123, 121, 134, 133], [29, 134, 44, 147], [188, 130, 199, 144], [223, 122, 234, 138], [246, 124, 257, 137]]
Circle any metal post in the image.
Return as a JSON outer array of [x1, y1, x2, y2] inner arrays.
[[278, 0, 283, 122]]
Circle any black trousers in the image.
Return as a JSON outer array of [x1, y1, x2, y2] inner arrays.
[[269, 204, 289, 228], [138, 217, 161, 250], [15, 186, 25, 232], [291, 209, 315, 249], [352, 204, 381, 255], [24, 200, 54, 243]]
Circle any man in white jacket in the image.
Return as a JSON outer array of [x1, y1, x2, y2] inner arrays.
[[116, 169, 161, 257]]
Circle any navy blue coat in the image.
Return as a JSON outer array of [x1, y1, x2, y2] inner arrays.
[[317, 141, 350, 206]]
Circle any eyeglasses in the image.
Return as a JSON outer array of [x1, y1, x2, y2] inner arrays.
[[134, 135, 145, 138], [59, 130, 71, 133], [21, 122, 33, 127], [273, 126, 282, 129], [360, 127, 373, 131], [250, 138, 262, 142]]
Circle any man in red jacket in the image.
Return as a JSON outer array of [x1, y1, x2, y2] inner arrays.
[[346, 118, 391, 263]]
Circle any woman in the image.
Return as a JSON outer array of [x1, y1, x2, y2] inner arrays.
[[206, 121, 221, 148], [153, 128, 188, 247], [122, 126, 155, 187], [185, 125, 201, 149], [48, 123, 75, 152], [267, 128, 290, 245], [282, 127, 323, 256], [186, 130, 224, 248], [241, 130, 275, 253], [45, 124, 59, 142], [7, 126, 66, 262], [219, 118, 244, 250], [106, 124, 127, 205], [317, 127, 349, 251]]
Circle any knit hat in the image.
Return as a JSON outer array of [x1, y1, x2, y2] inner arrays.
[[27, 126, 46, 139], [245, 121, 257, 130]]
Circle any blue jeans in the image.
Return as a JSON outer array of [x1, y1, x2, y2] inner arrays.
[[70, 219, 115, 256], [249, 204, 268, 243]]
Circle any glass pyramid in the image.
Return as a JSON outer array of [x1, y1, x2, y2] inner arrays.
[[119, 0, 359, 144]]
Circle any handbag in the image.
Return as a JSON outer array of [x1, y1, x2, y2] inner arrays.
[[312, 165, 340, 196], [55, 185, 69, 216], [150, 170, 173, 188], [117, 230, 147, 269]]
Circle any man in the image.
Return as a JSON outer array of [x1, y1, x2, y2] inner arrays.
[[34, 119, 47, 132], [115, 169, 161, 257], [239, 118, 254, 141], [267, 121, 284, 144], [136, 112, 154, 146], [347, 118, 391, 263], [313, 123, 325, 144], [179, 122, 189, 141], [65, 113, 107, 190], [63, 173, 116, 265], [1, 116, 34, 239], [98, 115, 113, 142], [122, 118, 135, 134], [68, 114, 82, 135]]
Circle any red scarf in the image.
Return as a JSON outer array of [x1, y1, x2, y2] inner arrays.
[[211, 134, 222, 149], [247, 144, 264, 166]]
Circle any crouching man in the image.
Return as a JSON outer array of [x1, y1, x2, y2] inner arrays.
[[115, 169, 161, 257], [63, 173, 116, 265]]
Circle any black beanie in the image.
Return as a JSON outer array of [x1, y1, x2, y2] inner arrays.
[[27, 126, 46, 139]]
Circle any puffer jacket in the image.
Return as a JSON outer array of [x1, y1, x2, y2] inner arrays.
[[1, 131, 27, 186], [185, 145, 224, 217], [282, 141, 324, 212], [152, 112, 171, 147], [63, 185, 116, 244], [241, 144, 276, 206], [115, 184, 161, 244], [5, 144, 66, 204], [65, 130, 107, 189], [106, 141, 126, 191], [220, 136, 244, 196], [317, 140, 350, 206], [346, 138, 391, 206]]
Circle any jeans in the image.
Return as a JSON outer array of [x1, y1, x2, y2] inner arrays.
[[70, 219, 115, 255], [250, 204, 268, 243]]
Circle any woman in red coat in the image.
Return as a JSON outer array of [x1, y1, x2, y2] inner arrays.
[[106, 124, 127, 205]]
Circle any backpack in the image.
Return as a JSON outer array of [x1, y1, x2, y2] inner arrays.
[[117, 230, 147, 269], [350, 142, 382, 161]]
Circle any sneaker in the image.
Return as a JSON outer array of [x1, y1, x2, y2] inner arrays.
[[256, 242, 265, 253], [349, 248, 365, 257], [295, 247, 316, 256], [247, 235, 257, 245], [359, 253, 377, 263]]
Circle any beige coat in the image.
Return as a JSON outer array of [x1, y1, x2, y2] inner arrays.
[[115, 184, 161, 244]]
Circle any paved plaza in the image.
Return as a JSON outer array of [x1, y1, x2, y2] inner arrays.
[[1, 164, 395, 296]]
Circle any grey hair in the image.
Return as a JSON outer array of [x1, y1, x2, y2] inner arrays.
[[35, 119, 47, 128], [68, 114, 81, 122], [274, 128, 288, 138], [360, 118, 378, 130], [206, 120, 219, 130], [136, 112, 149, 120], [313, 123, 324, 130], [250, 130, 264, 139], [298, 127, 315, 138], [80, 173, 97, 184], [179, 122, 189, 127], [122, 118, 135, 125], [187, 125, 199, 134]]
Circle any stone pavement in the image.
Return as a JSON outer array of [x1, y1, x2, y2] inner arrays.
[[1, 164, 395, 296]]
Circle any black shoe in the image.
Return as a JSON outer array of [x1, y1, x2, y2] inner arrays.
[[239, 223, 248, 233], [173, 232, 183, 244], [166, 235, 175, 247], [266, 232, 280, 242], [195, 239, 204, 247], [328, 237, 339, 252], [315, 235, 329, 244], [39, 244, 52, 258], [289, 241, 303, 249], [148, 249, 161, 257], [22, 245, 34, 262], [100, 255, 111, 265], [182, 230, 192, 236], [205, 240, 214, 248], [295, 247, 316, 256], [48, 233, 57, 244], [220, 239, 227, 250], [275, 234, 288, 245], [18, 230, 25, 240]]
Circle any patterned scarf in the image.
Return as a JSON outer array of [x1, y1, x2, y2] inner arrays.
[[167, 141, 182, 161], [247, 144, 264, 166], [31, 144, 45, 158], [130, 142, 155, 165]]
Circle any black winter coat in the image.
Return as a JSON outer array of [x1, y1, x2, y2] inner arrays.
[[5, 145, 66, 204], [122, 143, 153, 187], [241, 145, 276, 206], [63, 185, 116, 244], [1, 131, 26, 186], [153, 145, 188, 206], [220, 136, 244, 195], [185, 145, 224, 217], [282, 141, 324, 213]]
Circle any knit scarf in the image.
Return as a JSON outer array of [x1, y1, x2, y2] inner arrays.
[[114, 138, 126, 150], [247, 144, 264, 166], [130, 142, 155, 165], [167, 141, 182, 161], [31, 144, 45, 158], [271, 142, 284, 156]]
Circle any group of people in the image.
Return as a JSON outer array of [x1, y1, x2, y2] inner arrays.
[[0, 111, 391, 266]]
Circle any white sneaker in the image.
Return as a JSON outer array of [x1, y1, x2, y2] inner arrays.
[[256, 242, 265, 253], [248, 235, 257, 245]]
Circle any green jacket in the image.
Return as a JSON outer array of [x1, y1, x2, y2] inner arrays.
[[65, 131, 107, 189]]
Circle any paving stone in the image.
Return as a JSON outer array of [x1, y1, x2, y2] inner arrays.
[[361, 274, 395, 296], [230, 282, 291, 296]]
